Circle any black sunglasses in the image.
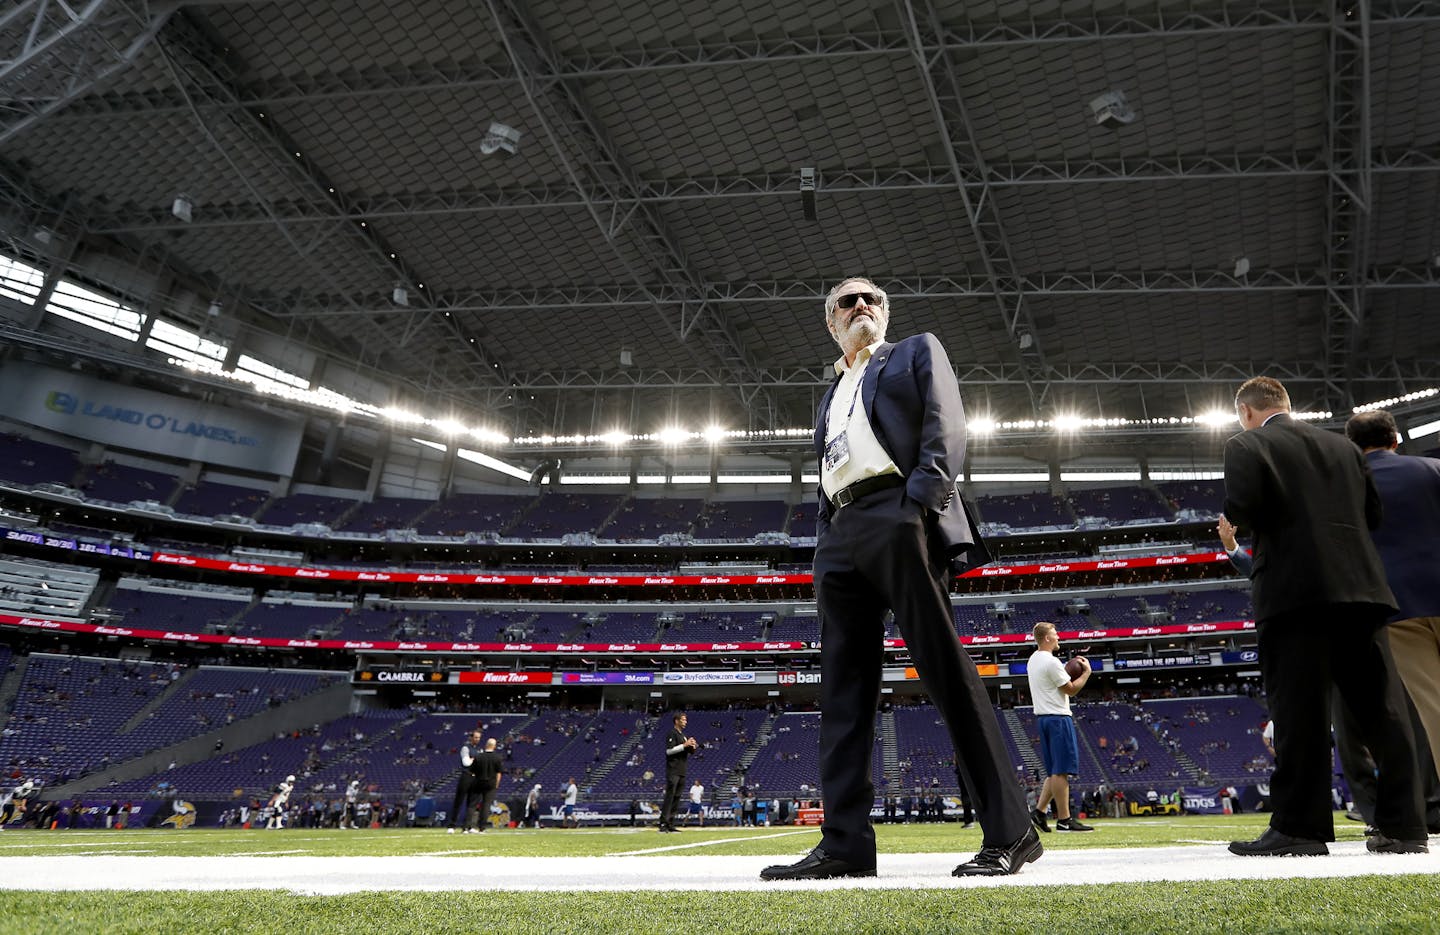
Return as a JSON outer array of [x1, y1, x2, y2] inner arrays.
[[835, 291, 881, 310]]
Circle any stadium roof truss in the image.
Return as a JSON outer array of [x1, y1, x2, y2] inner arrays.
[[1, 0, 1438, 442]]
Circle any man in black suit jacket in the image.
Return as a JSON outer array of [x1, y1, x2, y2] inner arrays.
[[1347, 409, 1440, 832], [1223, 377, 1425, 855], [761, 277, 1038, 881]]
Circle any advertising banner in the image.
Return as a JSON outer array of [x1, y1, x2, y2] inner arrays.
[[659, 671, 757, 685], [559, 672, 655, 685], [355, 670, 445, 684], [1112, 655, 1206, 670], [454, 671, 553, 685], [0, 611, 1254, 657], [1180, 785, 1234, 814], [0, 361, 302, 474]]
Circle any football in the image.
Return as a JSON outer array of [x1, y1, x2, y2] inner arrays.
[[1065, 657, 1087, 680]]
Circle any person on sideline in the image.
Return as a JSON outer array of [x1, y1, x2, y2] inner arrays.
[[1026, 622, 1094, 833], [1346, 409, 1440, 834], [761, 276, 1038, 881], [447, 729, 481, 834], [1222, 377, 1424, 855]]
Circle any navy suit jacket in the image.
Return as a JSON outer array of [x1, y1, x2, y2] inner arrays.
[[1222, 413, 1395, 622], [1364, 448, 1440, 620], [813, 333, 991, 572]]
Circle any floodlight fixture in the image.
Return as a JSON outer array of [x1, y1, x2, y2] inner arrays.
[[481, 122, 522, 156], [1089, 90, 1135, 128], [172, 194, 193, 222], [1196, 409, 1236, 428], [657, 426, 690, 446], [968, 416, 998, 436], [1053, 414, 1084, 433], [702, 425, 726, 444], [619, 347, 633, 367], [392, 284, 409, 306]]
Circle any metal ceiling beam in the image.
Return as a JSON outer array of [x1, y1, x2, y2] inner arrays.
[[1321, 1, 1374, 408], [273, 264, 1440, 320], [82, 148, 1440, 235], [899, 0, 1049, 412], [0, 0, 176, 147], [493, 358, 1440, 392], [46, 3, 1440, 118], [484, 0, 789, 431], [148, 12, 532, 416]]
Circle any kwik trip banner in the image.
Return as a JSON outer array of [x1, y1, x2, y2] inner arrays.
[[0, 361, 303, 475]]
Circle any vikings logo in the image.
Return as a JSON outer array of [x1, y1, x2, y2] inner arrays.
[[160, 800, 197, 829]]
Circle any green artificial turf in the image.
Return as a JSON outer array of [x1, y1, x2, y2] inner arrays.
[[1, 875, 1436, 935], [0, 813, 1367, 858]]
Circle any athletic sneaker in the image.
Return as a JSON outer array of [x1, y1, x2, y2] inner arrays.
[[1030, 808, 1051, 833], [1055, 817, 1094, 832]]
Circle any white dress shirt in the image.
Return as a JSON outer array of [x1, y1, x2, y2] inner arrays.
[[821, 340, 901, 500]]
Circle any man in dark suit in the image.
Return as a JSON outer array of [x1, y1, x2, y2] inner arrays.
[[465, 738, 504, 833], [658, 712, 696, 833], [447, 729, 481, 833], [1222, 377, 1425, 855], [1346, 409, 1440, 834], [761, 277, 1038, 881]]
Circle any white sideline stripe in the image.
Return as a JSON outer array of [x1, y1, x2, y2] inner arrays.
[[0, 842, 156, 850], [607, 829, 815, 856], [224, 850, 311, 857], [0, 843, 1435, 893]]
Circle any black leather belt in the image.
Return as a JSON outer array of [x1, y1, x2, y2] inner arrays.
[[831, 473, 904, 510]]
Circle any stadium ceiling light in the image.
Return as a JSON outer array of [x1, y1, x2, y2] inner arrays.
[[1195, 409, 1236, 428], [429, 418, 466, 436], [1053, 414, 1084, 433], [968, 416, 997, 435], [1352, 387, 1439, 413], [702, 425, 727, 444], [657, 427, 690, 446]]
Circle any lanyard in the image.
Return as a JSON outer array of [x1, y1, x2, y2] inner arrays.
[[825, 358, 868, 443]]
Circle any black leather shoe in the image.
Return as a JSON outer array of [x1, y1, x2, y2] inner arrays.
[[952, 826, 1043, 876], [1228, 828, 1328, 856], [760, 847, 876, 881], [1366, 833, 1429, 854]]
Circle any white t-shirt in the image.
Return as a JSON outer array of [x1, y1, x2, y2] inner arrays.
[[1027, 649, 1072, 716], [690, 783, 704, 804], [1262, 720, 1274, 744], [564, 783, 578, 806]]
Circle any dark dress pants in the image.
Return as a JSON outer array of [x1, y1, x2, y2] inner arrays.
[[1258, 605, 1424, 841], [466, 783, 496, 830], [660, 770, 685, 828], [450, 773, 473, 828], [814, 486, 1028, 865]]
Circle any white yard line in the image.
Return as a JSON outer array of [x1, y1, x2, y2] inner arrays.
[[607, 829, 816, 856], [0, 842, 1434, 893], [0, 841, 158, 849], [223, 850, 313, 857]]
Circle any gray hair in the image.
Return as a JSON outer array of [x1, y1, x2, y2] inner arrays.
[[824, 277, 889, 318]]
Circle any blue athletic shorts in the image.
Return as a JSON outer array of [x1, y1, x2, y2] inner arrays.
[[1037, 714, 1080, 777]]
